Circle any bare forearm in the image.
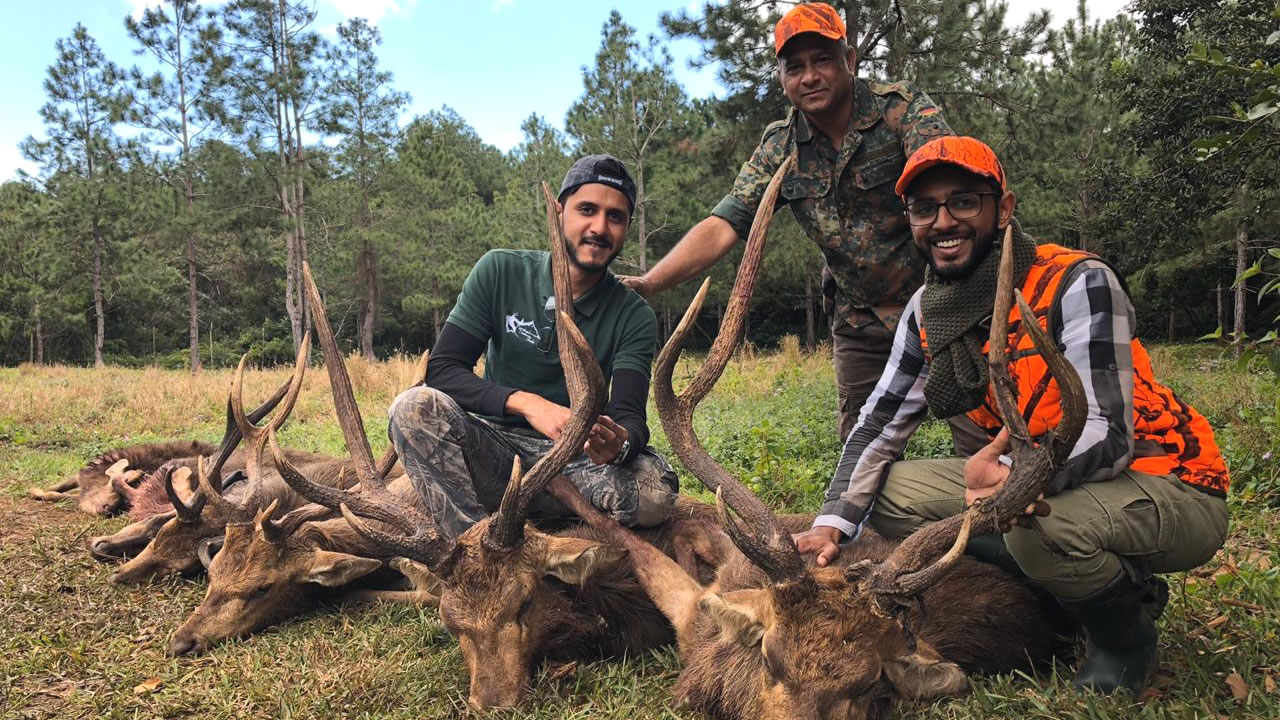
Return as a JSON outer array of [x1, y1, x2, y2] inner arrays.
[[636, 216, 739, 296]]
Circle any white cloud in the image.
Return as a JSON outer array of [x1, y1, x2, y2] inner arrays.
[[324, 0, 421, 25], [493, 0, 514, 12]]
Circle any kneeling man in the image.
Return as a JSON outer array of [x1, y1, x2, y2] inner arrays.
[[391, 154, 678, 538], [793, 136, 1230, 695]]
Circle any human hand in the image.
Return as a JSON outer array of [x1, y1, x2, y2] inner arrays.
[[620, 275, 653, 298], [963, 427, 1012, 507], [508, 391, 572, 441], [792, 526, 845, 567], [963, 427, 1049, 530], [584, 415, 628, 465]]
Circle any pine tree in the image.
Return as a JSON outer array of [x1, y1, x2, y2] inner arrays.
[[124, 0, 232, 371], [318, 17, 409, 359], [20, 24, 128, 368]]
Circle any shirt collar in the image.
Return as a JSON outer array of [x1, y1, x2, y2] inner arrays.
[[538, 252, 614, 318], [793, 76, 880, 143]]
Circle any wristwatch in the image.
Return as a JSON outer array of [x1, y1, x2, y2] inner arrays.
[[611, 437, 631, 465]]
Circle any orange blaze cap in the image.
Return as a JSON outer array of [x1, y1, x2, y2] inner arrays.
[[774, 3, 846, 56], [895, 136, 1007, 198]]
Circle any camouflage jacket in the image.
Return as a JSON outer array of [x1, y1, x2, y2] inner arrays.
[[711, 77, 951, 330]]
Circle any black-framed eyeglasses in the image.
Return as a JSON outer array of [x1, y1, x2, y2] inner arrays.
[[904, 191, 997, 227]]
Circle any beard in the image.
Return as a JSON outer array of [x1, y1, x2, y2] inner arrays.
[[916, 225, 998, 281], [563, 232, 621, 274]]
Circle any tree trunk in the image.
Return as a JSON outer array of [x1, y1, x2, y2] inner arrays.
[[34, 300, 43, 365], [432, 306, 443, 346], [93, 227, 105, 368], [186, 183, 201, 373], [360, 240, 377, 360], [635, 162, 647, 272], [1217, 282, 1226, 336], [1168, 308, 1176, 343], [804, 272, 816, 352], [1233, 224, 1248, 357]]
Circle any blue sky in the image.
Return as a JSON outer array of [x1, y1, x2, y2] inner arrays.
[[2, 0, 1129, 181]]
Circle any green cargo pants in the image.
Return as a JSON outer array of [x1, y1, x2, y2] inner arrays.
[[867, 458, 1229, 600]]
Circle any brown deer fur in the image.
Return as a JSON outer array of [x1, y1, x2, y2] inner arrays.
[[27, 440, 216, 515]]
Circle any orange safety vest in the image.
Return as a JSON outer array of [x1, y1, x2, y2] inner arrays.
[[921, 244, 1229, 496]]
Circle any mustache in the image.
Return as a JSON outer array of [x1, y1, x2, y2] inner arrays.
[[579, 233, 612, 248]]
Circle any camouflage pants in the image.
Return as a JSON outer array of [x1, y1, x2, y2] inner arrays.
[[387, 386, 679, 539]]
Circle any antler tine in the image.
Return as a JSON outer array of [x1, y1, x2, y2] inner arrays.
[[260, 502, 333, 545], [164, 466, 206, 523], [653, 159, 805, 582], [290, 269, 459, 569], [227, 331, 311, 517], [197, 455, 252, 523], [486, 186, 608, 550], [302, 262, 381, 490], [715, 488, 807, 583], [207, 377, 292, 493], [866, 223, 1087, 603]]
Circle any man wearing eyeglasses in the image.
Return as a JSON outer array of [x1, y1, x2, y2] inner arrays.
[[793, 136, 1230, 696], [386, 154, 678, 538], [622, 3, 985, 453]]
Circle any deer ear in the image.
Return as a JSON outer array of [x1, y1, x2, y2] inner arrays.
[[882, 638, 968, 701], [541, 536, 627, 585], [300, 550, 383, 587], [104, 458, 130, 478], [699, 590, 771, 647], [170, 467, 195, 501]]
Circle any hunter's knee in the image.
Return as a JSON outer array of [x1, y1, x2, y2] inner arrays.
[[388, 386, 457, 432]]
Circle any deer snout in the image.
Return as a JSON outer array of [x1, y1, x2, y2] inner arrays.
[[169, 633, 205, 656], [87, 536, 124, 561]]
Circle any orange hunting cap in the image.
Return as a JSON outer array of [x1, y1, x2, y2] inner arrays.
[[895, 136, 1007, 198], [774, 3, 846, 56]]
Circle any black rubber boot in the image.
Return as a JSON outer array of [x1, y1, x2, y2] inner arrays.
[[964, 534, 1026, 579], [1063, 574, 1168, 694]]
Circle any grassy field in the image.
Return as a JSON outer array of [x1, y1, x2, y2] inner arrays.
[[1, 343, 1277, 719]]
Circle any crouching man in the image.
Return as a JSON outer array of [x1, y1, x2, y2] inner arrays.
[[793, 136, 1230, 695], [388, 154, 678, 538]]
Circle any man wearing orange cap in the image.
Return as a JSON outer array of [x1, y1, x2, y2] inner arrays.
[[624, 3, 976, 450], [794, 135, 1230, 695]]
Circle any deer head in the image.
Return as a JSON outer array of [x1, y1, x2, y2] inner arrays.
[[164, 344, 419, 653], [167, 334, 364, 655], [274, 185, 627, 710], [564, 160, 1087, 719]]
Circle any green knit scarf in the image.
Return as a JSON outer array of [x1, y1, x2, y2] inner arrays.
[[920, 218, 1036, 420]]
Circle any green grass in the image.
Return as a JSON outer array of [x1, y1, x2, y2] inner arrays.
[[2, 344, 1278, 719]]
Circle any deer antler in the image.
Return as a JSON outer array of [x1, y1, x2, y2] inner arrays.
[[861, 224, 1087, 605], [485, 182, 608, 551], [652, 158, 804, 583], [198, 333, 310, 525], [270, 263, 460, 570]]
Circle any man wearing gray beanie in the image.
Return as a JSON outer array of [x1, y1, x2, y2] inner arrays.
[[385, 154, 677, 537]]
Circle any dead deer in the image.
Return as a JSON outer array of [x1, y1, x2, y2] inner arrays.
[[27, 439, 220, 515], [84, 382, 299, 561], [278, 191, 727, 711], [88, 353, 426, 569], [166, 338, 436, 656], [552, 161, 1082, 720]]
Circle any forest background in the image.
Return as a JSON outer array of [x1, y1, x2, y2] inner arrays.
[[0, 0, 1277, 371]]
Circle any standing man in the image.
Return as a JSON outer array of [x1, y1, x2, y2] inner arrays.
[[793, 136, 1230, 695], [626, 3, 981, 450], [388, 154, 678, 538]]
